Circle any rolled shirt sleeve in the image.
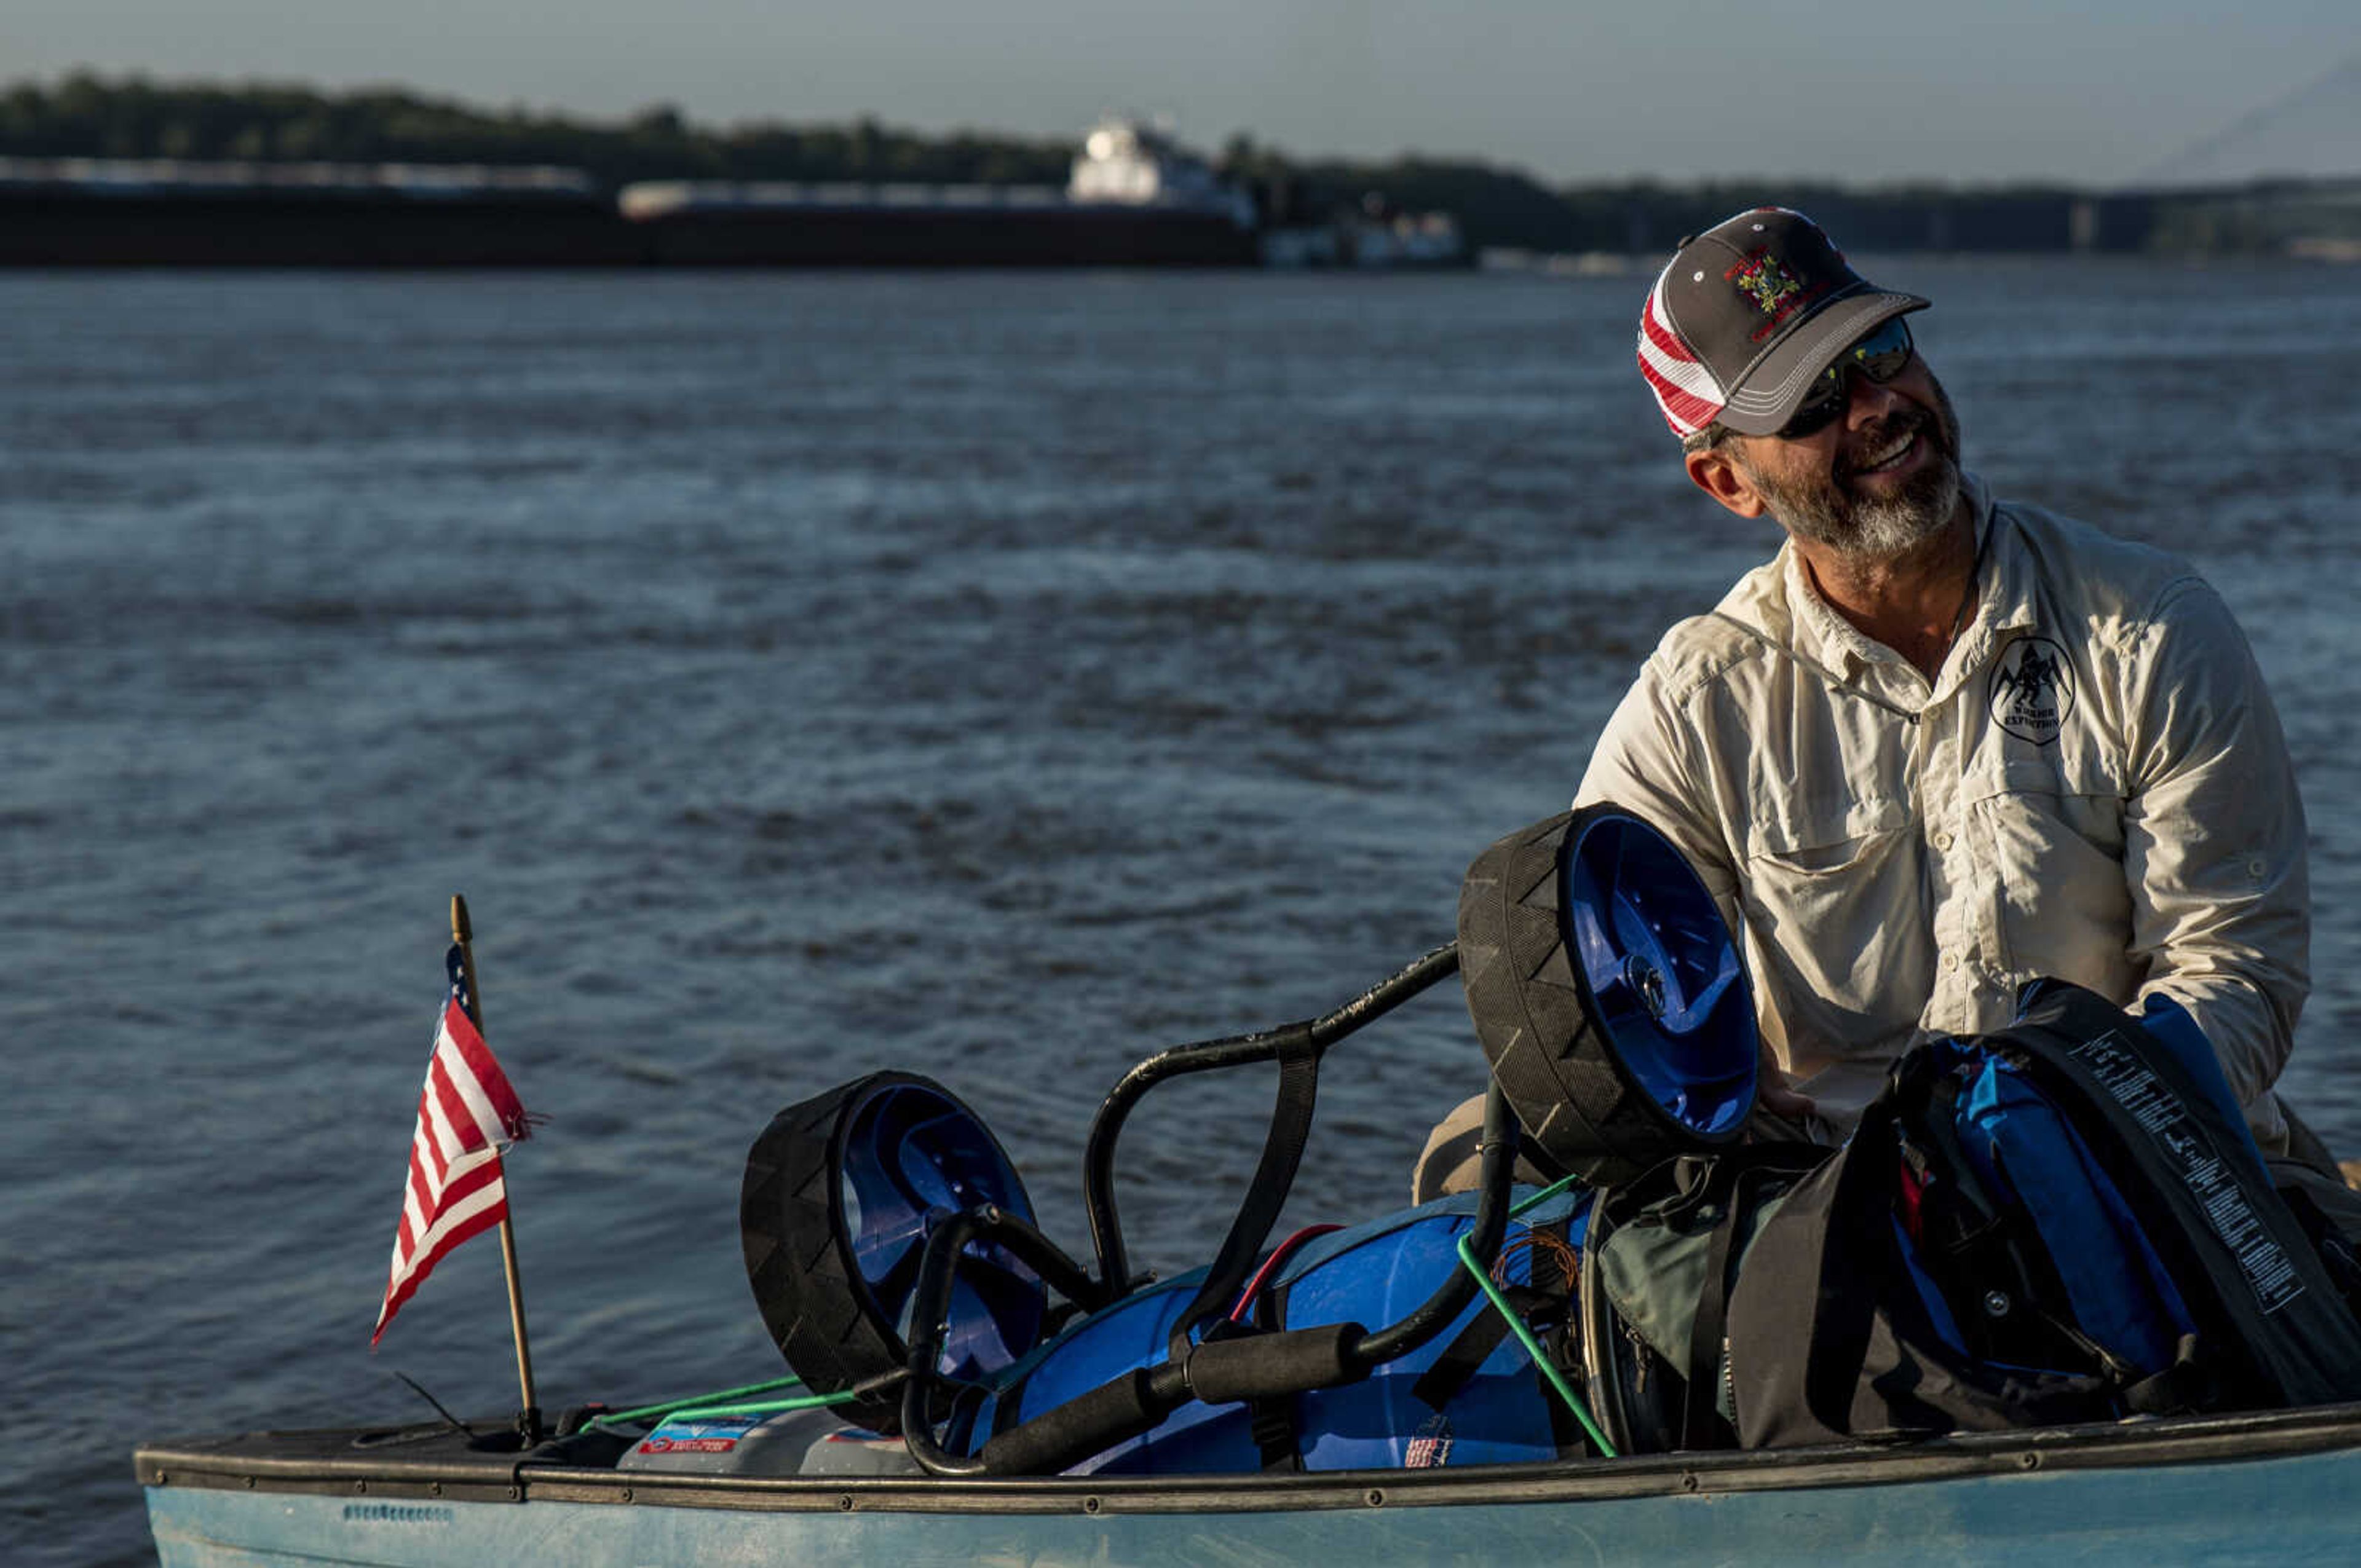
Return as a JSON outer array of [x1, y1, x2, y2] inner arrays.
[[2119, 579, 2309, 1130]]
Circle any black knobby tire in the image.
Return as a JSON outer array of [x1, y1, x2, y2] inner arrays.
[[1457, 806, 1744, 1188], [740, 1071, 944, 1433]]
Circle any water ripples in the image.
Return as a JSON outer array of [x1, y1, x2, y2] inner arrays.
[[9, 260, 2361, 1564]]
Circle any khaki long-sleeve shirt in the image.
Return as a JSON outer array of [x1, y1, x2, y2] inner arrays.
[[1575, 474, 2308, 1146]]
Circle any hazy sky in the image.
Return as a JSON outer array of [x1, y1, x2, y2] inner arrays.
[[6, 0, 2354, 186]]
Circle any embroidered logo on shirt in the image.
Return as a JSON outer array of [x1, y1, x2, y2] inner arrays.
[[1989, 635, 2074, 745]]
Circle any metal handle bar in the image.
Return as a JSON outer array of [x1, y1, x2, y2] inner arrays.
[[1080, 942, 1461, 1304], [896, 1203, 1121, 1476]]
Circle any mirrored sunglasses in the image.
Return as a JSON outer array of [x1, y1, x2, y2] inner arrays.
[[1777, 317, 1916, 439]]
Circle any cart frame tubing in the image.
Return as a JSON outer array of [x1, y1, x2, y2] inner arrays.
[[1081, 942, 1461, 1297]]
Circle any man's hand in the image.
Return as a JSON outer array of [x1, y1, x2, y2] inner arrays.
[[1757, 1044, 1817, 1122]]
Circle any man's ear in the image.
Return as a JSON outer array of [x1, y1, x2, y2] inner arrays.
[[1685, 445, 1768, 519]]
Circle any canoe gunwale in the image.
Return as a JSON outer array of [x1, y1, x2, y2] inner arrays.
[[136, 1399, 2361, 1517]]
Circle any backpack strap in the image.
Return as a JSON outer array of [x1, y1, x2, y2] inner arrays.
[[1681, 1163, 1790, 1449], [1898, 1069, 2092, 1371], [1167, 1030, 1324, 1357], [1675, 1145, 1846, 1448], [1998, 983, 2361, 1407], [2118, 1333, 2210, 1416], [1246, 1395, 1303, 1473], [1725, 1105, 1910, 1446], [2274, 1176, 2361, 1321], [1410, 1214, 1582, 1438], [1409, 1285, 1554, 1412]]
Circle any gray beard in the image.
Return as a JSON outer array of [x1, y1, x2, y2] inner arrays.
[[1742, 379, 1965, 563]]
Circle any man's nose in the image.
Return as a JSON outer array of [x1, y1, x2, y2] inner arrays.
[[1845, 370, 1909, 428]]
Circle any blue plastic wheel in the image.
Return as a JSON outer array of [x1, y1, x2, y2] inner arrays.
[[1458, 806, 1759, 1184], [1562, 810, 1756, 1141], [837, 1079, 1045, 1379], [742, 1072, 1047, 1430]]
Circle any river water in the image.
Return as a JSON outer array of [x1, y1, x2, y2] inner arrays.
[[10, 259, 2361, 1564]]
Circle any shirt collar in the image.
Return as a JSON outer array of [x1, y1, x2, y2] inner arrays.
[[1768, 471, 2015, 690]]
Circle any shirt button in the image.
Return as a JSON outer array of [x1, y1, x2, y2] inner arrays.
[[1942, 953, 1961, 973], [1932, 830, 1955, 853]]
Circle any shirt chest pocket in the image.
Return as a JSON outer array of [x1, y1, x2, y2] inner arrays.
[[1739, 796, 1919, 924], [1743, 796, 1913, 867], [1965, 755, 2134, 985]]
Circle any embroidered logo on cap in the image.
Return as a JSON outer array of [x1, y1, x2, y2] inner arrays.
[[1726, 248, 1819, 342], [1990, 635, 2074, 746]]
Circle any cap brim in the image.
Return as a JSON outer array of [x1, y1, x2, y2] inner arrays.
[[1714, 289, 1931, 436]]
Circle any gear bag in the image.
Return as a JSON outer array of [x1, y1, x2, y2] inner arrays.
[[1725, 982, 2361, 1447], [1581, 1142, 1831, 1453]]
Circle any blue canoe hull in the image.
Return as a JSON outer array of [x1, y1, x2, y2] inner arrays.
[[141, 1404, 2361, 1566]]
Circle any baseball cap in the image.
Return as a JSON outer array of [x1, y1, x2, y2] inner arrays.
[[1637, 207, 1929, 438]]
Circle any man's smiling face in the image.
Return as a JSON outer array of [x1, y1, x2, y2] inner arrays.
[[1723, 352, 1966, 563]]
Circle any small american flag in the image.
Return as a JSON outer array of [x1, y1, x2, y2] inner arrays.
[[1404, 1414, 1454, 1468], [371, 945, 532, 1345]]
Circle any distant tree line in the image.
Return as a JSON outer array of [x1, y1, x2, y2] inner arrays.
[[0, 74, 1075, 187], [9, 74, 2344, 255]]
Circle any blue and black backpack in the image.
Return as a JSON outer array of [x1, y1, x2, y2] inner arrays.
[[1715, 980, 2361, 1446]]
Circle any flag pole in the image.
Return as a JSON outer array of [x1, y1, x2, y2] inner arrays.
[[451, 893, 542, 1444]]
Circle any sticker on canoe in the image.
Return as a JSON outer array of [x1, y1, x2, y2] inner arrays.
[[1404, 1415, 1454, 1468], [638, 1416, 761, 1455]]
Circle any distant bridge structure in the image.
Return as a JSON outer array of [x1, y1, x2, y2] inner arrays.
[[2137, 56, 2361, 190], [2090, 176, 2361, 260]]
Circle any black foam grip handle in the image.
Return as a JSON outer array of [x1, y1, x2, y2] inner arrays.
[[1185, 1322, 1368, 1403], [977, 1368, 1169, 1476]]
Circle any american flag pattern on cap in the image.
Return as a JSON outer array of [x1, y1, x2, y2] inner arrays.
[[1637, 265, 1725, 438]]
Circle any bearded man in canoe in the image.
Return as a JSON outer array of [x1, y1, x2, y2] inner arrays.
[[1419, 207, 2354, 1213]]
